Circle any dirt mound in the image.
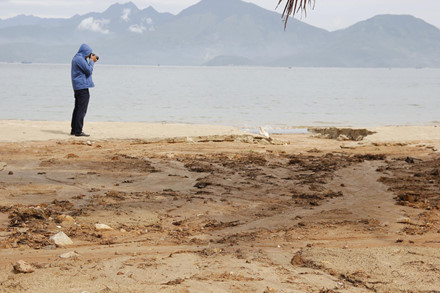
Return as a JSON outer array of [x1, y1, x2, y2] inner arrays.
[[309, 127, 376, 141]]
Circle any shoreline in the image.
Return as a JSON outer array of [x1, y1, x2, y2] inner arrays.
[[1, 119, 440, 144]]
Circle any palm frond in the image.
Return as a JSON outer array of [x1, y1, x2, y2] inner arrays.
[[277, 0, 315, 28]]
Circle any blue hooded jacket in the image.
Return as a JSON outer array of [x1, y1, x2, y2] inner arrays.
[[71, 44, 95, 91]]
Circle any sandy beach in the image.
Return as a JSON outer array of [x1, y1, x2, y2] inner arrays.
[[0, 120, 439, 292]]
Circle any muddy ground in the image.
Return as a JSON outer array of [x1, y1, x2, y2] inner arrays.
[[0, 134, 439, 293]]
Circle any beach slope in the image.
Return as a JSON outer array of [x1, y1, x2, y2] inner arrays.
[[0, 121, 439, 292]]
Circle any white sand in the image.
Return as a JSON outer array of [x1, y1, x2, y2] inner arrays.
[[366, 125, 440, 143], [0, 120, 244, 142], [1, 120, 440, 144]]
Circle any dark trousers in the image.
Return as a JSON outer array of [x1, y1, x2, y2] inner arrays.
[[71, 88, 90, 135]]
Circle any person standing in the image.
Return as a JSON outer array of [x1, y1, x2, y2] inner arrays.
[[70, 43, 98, 137]]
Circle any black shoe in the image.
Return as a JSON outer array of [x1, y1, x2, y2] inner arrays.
[[75, 132, 90, 137]]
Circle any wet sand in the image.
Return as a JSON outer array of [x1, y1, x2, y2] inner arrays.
[[0, 121, 439, 292]]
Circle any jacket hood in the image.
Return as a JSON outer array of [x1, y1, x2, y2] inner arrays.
[[77, 44, 93, 57]]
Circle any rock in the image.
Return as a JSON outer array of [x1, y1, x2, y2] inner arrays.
[[397, 217, 411, 224], [309, 127, 375, 141], [56, 215, 75, 223], [60, 251, 79, 259], [95, 224, 113, 231], [405, 157, 415, 164], [8, 171, 14, 175], [42, 245, 56, 250], [400, 194, 416, 203], [337, 134, 350, 141], [291, 252, 306, 266], [13, 260, 35, 273], [50, 231, 73, 247], [0, 162, 7, 171]]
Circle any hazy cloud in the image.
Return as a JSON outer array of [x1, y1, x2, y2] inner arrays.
[[78, 17, 110, 34], [129, 18, 154, 33], [121, 8, 130, 22], [128, 24, 145, 33]]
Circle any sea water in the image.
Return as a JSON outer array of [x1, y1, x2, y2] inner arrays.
[[0, 63, 439, 129]]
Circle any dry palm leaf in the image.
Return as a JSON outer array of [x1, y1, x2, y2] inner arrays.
[[277, 0, 315, 28]]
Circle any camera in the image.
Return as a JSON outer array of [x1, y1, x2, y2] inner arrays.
[[91, 53, 99, 61]]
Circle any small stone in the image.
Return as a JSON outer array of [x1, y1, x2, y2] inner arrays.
[[291, 252, 306, 266], [42, 245, 56, 250], [60, 251, 79, 259], [405, 157, 415, 164], [13, 260, 35, 273], [50, 231, 73, 247], [337, 134, 350, 141], [56, 215, 75, 223], [87, 141, 92, 146], [8, 171, 14, 175], [95, 224, 113, 231], [397, 217, 411, 224], [401, 194, 415, 203]]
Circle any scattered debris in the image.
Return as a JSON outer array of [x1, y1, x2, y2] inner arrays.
[[259, 126, 270, 139], [162, 278, 185, 285], [137, 134, 284, 145]]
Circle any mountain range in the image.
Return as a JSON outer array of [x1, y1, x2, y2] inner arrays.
[[1, 0, 440, 67]]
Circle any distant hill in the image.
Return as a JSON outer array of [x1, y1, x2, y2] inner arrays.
[[1, 0, 439, 67]]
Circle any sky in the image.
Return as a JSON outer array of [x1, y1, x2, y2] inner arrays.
[[0, 0, 439, 31]]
